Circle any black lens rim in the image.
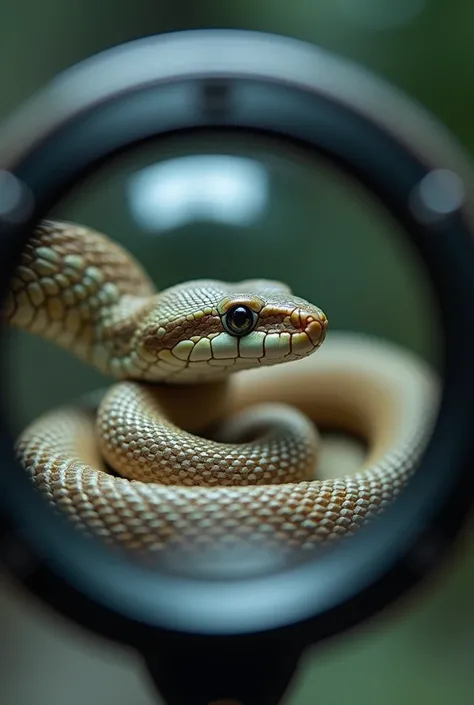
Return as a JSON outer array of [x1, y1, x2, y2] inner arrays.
[[0, 30, 474, 648]]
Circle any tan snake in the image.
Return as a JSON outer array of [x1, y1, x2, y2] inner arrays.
[[6, 220, 439, 557]]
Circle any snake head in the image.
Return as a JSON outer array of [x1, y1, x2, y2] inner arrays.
[[133, 279, 328, 382]]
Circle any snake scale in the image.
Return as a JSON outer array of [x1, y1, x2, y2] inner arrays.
[[6, 220, 439, 557]]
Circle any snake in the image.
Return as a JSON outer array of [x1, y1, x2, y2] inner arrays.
[[5, 220, 439, 558]]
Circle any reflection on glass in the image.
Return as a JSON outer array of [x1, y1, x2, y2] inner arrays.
[[411, 168, 466, 224], [127, 155, 268, 232]]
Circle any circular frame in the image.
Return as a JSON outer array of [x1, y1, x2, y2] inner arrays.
[[0, 30, 474, 649]]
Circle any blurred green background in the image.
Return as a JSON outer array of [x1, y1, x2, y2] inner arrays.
[[0, 1, 473, 704]]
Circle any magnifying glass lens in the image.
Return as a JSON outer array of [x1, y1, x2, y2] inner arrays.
[[5, 130, 441, 579]]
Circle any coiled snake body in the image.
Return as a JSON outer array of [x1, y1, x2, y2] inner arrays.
[[7, 221, 438, 555]]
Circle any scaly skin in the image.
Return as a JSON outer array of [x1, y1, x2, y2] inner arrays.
[[9, 221, 438, 555]]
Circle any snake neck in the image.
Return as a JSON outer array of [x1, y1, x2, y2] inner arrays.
[[5, 220, 160, 378], [87, 295, 161, 378]]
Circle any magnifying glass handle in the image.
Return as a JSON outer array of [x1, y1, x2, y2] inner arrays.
[[142, 632, 303, 705]]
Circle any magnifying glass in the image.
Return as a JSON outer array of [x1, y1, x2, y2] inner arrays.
[[1, 29, 474, 705]]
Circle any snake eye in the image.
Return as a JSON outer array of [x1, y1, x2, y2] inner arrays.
[[223, 305, 258, 336]]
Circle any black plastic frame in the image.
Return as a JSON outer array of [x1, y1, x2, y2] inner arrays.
[[0, 29, 474, 704]]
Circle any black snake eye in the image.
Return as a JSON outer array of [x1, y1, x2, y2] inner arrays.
[[223, 305, 257, 336]]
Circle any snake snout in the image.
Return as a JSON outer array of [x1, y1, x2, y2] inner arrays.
[[288, 306, 328, 356]]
